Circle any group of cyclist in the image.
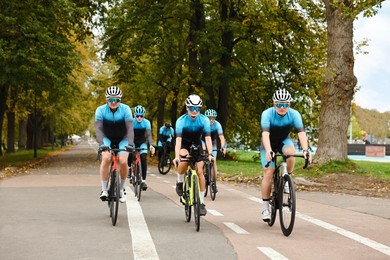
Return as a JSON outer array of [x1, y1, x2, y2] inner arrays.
[[95, 86, 311, 222]]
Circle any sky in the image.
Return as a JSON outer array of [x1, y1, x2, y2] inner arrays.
[[354, 1, 390, 113]]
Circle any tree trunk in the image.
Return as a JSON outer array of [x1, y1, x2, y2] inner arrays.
[[6, 111, 15, 153], [0, 84, 8, 156], [18, 118, 27, 150], [315, 1, 357, 164]]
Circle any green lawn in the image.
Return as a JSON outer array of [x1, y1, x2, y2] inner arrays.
[[217, 150, 390, 181]]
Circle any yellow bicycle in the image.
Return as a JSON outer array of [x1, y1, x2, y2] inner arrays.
[[180, 145, 207, 232]]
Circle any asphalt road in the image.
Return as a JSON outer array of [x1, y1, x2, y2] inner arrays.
[[0, 141, 389, 260]]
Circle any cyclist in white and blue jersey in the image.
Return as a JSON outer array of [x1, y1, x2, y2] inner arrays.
[[95, 86, 134, 203], [157, 122, 174, 162], [202, 109, 226, 192], [173, 94, 214, 216], [128, 105, 156, 190], [260, 89, 311, 222]]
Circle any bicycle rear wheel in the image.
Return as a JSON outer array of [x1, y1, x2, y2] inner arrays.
[[158, 153, 172, 175], [279, 174, 296, 236], [131, 165, 138, 198], [193, 175, 201, 232], [136, 163, 142, 201], [209, 162, 217, 201], [183, 175, 191, 222]]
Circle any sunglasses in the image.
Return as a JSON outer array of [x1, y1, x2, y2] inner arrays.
[[188, 106, 201, 112], [276, 103, 289, 108], [108, 98, 121, 103], [135, 115, 144, 118]]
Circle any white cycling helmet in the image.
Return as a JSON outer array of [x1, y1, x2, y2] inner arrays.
[[133, 105, 146, 115], [105, 86, 123, 97], [272, 88, 292, 102], [185, 94, 203, 107]]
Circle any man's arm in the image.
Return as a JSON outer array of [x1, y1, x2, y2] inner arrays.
[[125, 120, 134, 145], [95, 121, 104, 145], [262, 131, 273, 161]]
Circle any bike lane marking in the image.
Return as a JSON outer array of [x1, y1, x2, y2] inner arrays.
[[257, 247, 288, 260], [125, 185, 160, 260], [224, 222, 250, 234]]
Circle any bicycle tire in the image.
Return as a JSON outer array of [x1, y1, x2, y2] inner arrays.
[[203, 163, 210, 197], [184, 174, 191, 222], [132, 165, 138, 198], [209, 162, 217, 201], [193, 174, 201, 232], [158, 153, 172, 175], [268, 179, 278, 227], [110, 170, 120, 226], [279, 174, 296, 236], [136, 163, 142, 201]]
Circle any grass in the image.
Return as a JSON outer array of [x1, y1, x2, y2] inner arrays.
[[0, 147, 67, 170], [217, 150, 390, 181]]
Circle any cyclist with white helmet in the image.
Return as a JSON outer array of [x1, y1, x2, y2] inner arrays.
[[260, 88, 311, 222], [157, 122, 175, 162], [173, 94, 214, 216], [95, 86, 134, 203], [202, 109, 226, 192], [128, 105, 156, 190]]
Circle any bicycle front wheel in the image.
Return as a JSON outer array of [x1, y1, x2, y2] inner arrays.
[[209, 162, 217, 201], [136, 163, 142, 201], [158, 153, 172, 175], [183, 175, 191, 222], [279, 174, 296, 236], [193, 174, 201, 232], [109, 170, 120, 226]]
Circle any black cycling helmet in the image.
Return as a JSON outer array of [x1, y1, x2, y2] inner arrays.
[[164, 122, 171, 128]]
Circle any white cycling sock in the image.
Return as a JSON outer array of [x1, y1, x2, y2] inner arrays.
[[101, 181, 108, 191], [200, 192, 205, 204], [120, 179, 126, 190], [262, 200, 270, 211], [177, 173, 184, 183]]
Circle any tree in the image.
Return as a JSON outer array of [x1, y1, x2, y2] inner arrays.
[[315, 0, 384, 164]]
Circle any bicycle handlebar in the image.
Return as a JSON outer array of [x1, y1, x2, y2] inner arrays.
[[265, 152, 310, 169]]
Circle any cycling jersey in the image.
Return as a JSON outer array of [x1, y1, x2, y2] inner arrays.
[[260, 107, 304, 148], [176, 113, 211, 148], [95, 103, 134, 145], [133, 118, 153, 154], [158, 126, 174, 147], [202, 119, 223, 146]]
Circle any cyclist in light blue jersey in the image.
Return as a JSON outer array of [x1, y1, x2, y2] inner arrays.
[[260, 89, 311, 222], [95, 86, 134, 203], [157, 122, 174, 162], [173, 94, 214, 216], [202, 109, 226, 192], [128, 105, 155, 190]]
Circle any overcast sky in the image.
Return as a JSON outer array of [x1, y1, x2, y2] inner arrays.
[[353, 1, 390, 113]]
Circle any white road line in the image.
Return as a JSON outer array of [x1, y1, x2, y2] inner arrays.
[[207, 209, 224, 216], [223, 222, 249, 234], [248, 196, 263, 203], [240, 189, 390, 256], [163, 180, 171, 184], [257, 247, 289, 260], [126, 186, 160, 260], [296, 212, 390, 256]]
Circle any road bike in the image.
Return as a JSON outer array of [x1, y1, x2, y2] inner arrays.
[[158, 142, 172, 175], [128, 147, 148, 201], [203, 156, 217, 200], [98, 146, 127, 226], [179, 145, 208, 232], [265, 152, 309, 236]]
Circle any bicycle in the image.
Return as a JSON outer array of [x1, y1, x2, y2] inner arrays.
[[128, 147, 148, 201], [158, 142, 172, 175], [179, 145, 208, 232], [203, 155, 217, 200], [98, 146, 127, 226], [265, 152, 309, 236]]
